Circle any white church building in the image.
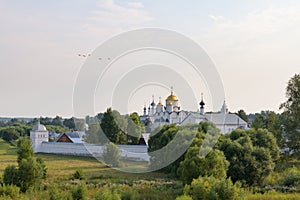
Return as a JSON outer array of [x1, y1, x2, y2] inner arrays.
[[140, 89, 248, 134]]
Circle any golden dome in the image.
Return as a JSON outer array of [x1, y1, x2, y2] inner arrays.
[[166, 92, 178, 101], [157, 97, 163, 106], [167, 101, 173, 105]]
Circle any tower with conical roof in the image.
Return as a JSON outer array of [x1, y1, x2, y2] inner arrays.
[[221, 100, 228, 114]]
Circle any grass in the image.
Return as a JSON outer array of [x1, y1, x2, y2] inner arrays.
[[246, 191, 300, 200]]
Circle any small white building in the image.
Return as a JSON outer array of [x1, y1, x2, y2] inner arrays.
[[30, 121, 49, 152]]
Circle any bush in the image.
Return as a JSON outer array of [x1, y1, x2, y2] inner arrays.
[[95, 188, 121, 200], [176, 195, 193, 200], [3, 165, 18, 186], [120, 188, 140, 200], [73, 169, 84, 180], [102, 142, 121, 167], [49, 184, 71, 200], [71, 183, 87, 200], [183, 176, 244, 200], [0, 184, 20, 199], [276, 167, 300, 187]]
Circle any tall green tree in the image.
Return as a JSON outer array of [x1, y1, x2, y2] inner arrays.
[[85, 123, 103, 144], [237, 110, 249, 123], [100, 108, 127, 144], [126, 112, 143, 144], [3, 137, 47, 192], [251, 111, 283, 148], [280, 73, 300, 157], [17, 137, 34, 164]]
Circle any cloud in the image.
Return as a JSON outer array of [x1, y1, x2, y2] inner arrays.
[[89, 0, 153, 28], [198, 6, 300, 113], [208, 14, 224, 22], [211, 6, 300, 42], [128, 2, 144, 9]]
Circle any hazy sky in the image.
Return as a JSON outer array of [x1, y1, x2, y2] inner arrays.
[[1, 0, 300, 117]]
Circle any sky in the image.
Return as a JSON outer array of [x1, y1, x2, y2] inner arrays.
[[0, 0, 300, 117]]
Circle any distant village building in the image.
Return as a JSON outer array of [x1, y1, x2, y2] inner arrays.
[[56, 132, 85, 143], [140, 88, 248, 134]]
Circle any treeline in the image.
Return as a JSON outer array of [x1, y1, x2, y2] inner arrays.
[[85, 108, 144, 145], [148, 122, 296, 199]]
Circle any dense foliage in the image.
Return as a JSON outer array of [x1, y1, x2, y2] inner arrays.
[[2, 137, 47, 192]]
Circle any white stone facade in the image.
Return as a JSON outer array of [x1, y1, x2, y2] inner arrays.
[[140, 89, 248, 134]]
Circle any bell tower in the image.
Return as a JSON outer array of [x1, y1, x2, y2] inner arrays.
[[30, 121, 49, 152]]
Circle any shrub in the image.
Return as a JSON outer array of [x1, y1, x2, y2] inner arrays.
[[73, 169, 84, 180], [176, 195, 193, 200], [0, 184, 20, 199], [183, 176, 244, 200], [3, 165, 18, 186], [120, 188, 140, 200], [95, 188, 121, 200], [49, 184, 71, 200], [276, 167, 300, 187], [71, 183, 87, 200], [102, 142, 121, 167]]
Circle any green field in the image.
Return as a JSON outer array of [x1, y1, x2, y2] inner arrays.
[[1, 139, 300, 199]]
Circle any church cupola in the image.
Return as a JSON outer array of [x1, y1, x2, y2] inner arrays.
[[165, 86, 179, 113], [156, 97, 164, 113], [199, 93, 205, 115], [221, 100, 229, 114], [150, 95, 156, 115], [143, 103, 147, 116]]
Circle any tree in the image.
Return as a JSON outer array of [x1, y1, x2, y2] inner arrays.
[[3, 137, 47, 192], [17, 137, 34, 164], [45, 125, 69, 133], [100, 108, 121, 143], [39, 117, 52, 125], [219, 130, 275, 186], [247, 128, 280, 161], [3, 165, 18, 185], [102, 142, 121, 167], [63, 117, 76, 129], [280, 74, 300, 157], [112, 110, 128, 144], [51, 116, 63, 127], [85, 123, 103, 144], [178, 149, 229, 184], [126, 113, 143, 144], [237, 110, 248, 123], [18, 157, 44, 192], [182, 176, 244, 200], [251, 111, 283, 148], [0, 127, 20, 142]]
